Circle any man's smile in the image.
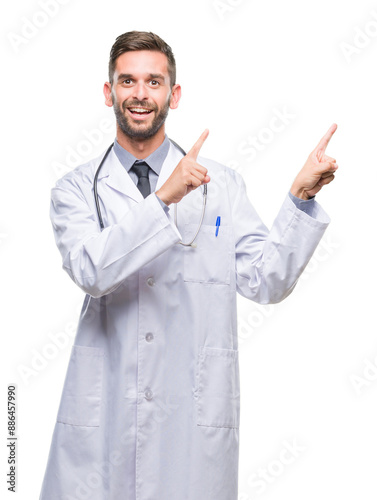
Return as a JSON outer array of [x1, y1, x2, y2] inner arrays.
[[126, 105, 155, 120]]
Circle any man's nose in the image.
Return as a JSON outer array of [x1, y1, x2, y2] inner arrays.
[[133, 82, 149, 102]]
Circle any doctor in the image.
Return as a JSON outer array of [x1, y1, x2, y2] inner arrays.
[[39, 31, 338, 500]]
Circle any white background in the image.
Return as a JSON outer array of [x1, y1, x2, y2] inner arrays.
[[2, 0, 377, 498]]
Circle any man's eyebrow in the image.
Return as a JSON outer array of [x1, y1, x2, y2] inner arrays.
[[117, 73, 166, 82], [117, 73, 133, 81], [148, 73, 166, 81]]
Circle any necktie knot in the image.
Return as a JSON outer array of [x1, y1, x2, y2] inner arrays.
[[132, 160, 150, 179], [131, 160, 151, 198]]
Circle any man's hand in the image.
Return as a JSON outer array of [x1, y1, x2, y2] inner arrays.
[[290, 123, 338, 200], [156, 130, 210, 206]]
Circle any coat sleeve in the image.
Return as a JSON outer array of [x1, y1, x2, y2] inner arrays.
[[227, 168, 331, 304], [50, 175, 181, 298]]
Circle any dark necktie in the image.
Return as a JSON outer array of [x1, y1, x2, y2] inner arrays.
[[131, 160, 151, 198]]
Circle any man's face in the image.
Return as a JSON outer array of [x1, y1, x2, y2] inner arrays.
[[108, 50, 179, 140]]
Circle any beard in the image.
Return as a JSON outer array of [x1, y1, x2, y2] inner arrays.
[[113, 94, 171, 140]]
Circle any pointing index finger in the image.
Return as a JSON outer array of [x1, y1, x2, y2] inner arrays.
[[316, 123, 337, 154], [186, 129, 209, 160]]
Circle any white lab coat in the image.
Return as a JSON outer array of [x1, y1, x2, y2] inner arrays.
[[39, 141, 330, 500]]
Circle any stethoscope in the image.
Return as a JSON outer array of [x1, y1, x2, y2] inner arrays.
[[93, 140, 207, 247]]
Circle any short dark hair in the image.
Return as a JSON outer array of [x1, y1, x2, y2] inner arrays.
[[108, 31, 176, 87]]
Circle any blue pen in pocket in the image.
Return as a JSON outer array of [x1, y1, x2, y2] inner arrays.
[[215, 216, 221, 237]]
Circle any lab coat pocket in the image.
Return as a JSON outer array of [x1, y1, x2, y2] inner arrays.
[[57, 345, 104, 427], [183, 224, 231, 284], [194, 346, 240, 428]]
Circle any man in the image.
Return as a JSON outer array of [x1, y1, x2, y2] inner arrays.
[[39, 31, 338, 500]]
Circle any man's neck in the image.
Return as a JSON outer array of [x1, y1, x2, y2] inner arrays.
[[116, 126, 166, 159]]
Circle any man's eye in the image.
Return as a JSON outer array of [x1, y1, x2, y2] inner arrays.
[[123, 79, 132, 84], [150, 80, 159, 86]]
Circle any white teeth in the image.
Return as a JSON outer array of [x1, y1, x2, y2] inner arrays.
[[129, 108, 151, 113]]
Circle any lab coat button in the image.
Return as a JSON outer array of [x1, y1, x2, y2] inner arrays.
[[144, 389, 153, 400], [145, 332, 154, 342], [147, 277, 155, 287]]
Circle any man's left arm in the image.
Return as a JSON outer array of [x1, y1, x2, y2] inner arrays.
[[231, 123, 338, 304]]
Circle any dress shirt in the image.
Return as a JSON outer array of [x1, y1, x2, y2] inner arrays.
[[288, 191, 315, 216], [113, 134, 170, 213]]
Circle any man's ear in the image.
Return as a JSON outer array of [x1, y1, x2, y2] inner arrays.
[[169, 84, 182, 110], [103, 82, 113, 107]]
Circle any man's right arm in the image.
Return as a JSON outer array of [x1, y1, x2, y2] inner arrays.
[[51, 130, 213, 298], [50, 176, 181, 299]]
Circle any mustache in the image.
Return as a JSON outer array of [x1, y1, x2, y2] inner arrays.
[[122, 100, 157, 111]]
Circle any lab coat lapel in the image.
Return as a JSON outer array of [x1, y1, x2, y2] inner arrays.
[[97, 141, 183, 203], [155, 141, 183, 191], [98, 147, 143, 203]]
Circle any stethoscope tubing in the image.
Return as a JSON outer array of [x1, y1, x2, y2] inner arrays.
[[93, 142, 114, 230], [93, 140, 207, 247]]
